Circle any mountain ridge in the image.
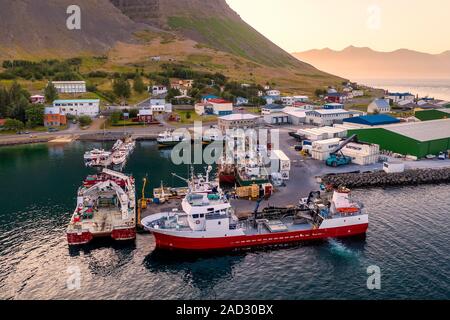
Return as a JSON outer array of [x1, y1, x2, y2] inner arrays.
[[293, 46, 450, 79]]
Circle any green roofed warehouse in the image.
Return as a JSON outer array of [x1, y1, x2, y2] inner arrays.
[[348, 119, 450, 158]]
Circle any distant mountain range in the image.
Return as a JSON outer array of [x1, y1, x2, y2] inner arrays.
[[293, 46, 450, 80]]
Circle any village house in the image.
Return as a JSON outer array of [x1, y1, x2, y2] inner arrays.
[[218, 113, 260, 132], [261, 103, 284, 115], [201, 94, 219, 103], [263, 95, 279, 105], [325, 92, 348, 104], [150, 85, 168, 96], [368, 99, 391, 114], [235, 97, 249, 106], [305, 109, 358, 126], [30, 95, 45, 104], [44, 107, 67, 127], [386, 92, 415, 104], [292, 102, 315, 110], [51, 81, 87, 94], [195, 102, 212, 116], [352, 90, 364, 97], [53, 99, 100, 117], [138, 109, 154, 124]]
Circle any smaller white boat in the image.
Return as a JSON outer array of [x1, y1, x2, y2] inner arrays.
[[157, 130, 189, 147], [112, 140, 124, 151], [84, 149, 111, 161], [112, 151, 127, 165]]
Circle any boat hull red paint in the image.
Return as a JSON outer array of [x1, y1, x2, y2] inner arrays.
[[152, 223, 369, 251], [219, 174, 236, 184], [67, 227, 136, 246], [111, 227, 136, 241], [67, 232, 94, 246]]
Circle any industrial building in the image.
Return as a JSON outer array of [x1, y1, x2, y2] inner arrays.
[[51, 81, 86, 94], [218, 113, 260, 132], [53, 99, 100, 117], [297, 126, 348, 141], [348, 119, 450, 158], [343, 114, 401, 127], [305, 109, 359, 126]]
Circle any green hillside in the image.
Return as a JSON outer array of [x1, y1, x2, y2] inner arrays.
[[167, 17, 297, 67]]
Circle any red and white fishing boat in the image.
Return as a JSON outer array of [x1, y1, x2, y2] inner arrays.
[[83, 171, 135, 188], [142, 174, 368, 251], [67, 169, 136, 245]]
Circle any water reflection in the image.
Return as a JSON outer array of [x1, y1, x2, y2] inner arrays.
[[69, 240, 136, 277], [143, 250, 245, 294]]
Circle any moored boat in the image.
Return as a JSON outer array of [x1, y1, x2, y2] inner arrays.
[[142, 176, 368, 251], [157, 130, 188, 147], [67, 169, 136, 245]]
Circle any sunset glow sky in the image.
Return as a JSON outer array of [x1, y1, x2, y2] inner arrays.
[[226, 0, 450, 54]]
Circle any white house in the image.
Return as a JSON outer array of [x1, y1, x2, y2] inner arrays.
[[281, 96, 295, 106], [151, 103, 172, 114], [386, 92, 415, 104], [352, 90, 364, 97], [261, 104, 284, 115], [209, 99, 233, 116], [305, 109, 357, 126], [53, 99, 100, 117], [151, 85, 168, 96], [368, 99, 391, 114], [51, 81, 86, 94], [266, 90, 281, 97]]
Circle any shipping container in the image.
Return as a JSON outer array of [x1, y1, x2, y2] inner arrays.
[[271, 150, 291, 172], [383, 162, 405, 173]]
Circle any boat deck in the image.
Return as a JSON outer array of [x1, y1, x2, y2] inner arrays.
[[68, 207, 129, 235]]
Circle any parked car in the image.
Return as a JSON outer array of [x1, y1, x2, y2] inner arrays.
[[48, 128, 59, 133]]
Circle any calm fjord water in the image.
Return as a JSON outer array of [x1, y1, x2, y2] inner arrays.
[[0, 142, 449, 299]]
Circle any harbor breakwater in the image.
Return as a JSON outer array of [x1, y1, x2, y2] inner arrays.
[[321, 167, 450, 188]]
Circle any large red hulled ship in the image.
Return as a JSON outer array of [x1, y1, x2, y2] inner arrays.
[[67, 169, 136, 245], [142, 176, 368, 251]]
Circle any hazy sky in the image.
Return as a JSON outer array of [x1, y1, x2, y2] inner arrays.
[[226, 0, 450, 54]]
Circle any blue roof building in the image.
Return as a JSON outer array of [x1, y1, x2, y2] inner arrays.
[[343, 114, 401, 126]]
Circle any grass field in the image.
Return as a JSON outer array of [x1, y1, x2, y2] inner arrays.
[[174, 110, 217, 124]]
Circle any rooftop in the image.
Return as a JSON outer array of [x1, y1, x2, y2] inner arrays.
[[219, 113, 259, 121], [388, 92, 414, 97], [307, 109, 353, 115], [383, 119, 450, 142], [263, 103, 284, 110], [51, 81, 86, 84], [344, 114, 400, 126], [208, 98, 231, 104], [54, 99, 100, 103], [371, 99, 390, 109]]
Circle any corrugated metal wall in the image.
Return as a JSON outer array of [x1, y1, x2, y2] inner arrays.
[[348, 128, 450, 158]]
